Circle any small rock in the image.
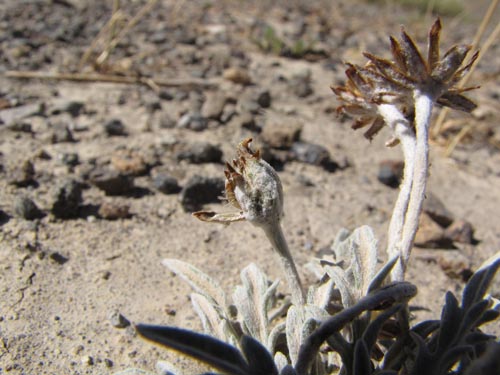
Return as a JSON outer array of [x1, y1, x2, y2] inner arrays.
[[49, 252, 69, 265], [377, 160, 404, 188], [81, 355, 94, 366], [237, 112, 260, 132], [59, 152, 79, 167], [444, 219, 475, 244], [7, 121, 32, 133], [89, 168, 135, 196], [177, 112, 208, 131], [109, 311, 131, 328], [237, 89, 271, 114], [176, 142, 223, 164], [104, 358, 113, 368], [220, 104, 237, 124], [159, 89, 174, 101], [50, 122, 74, 143], [437, 252, 473, 281], [414, 212, 453, 249], [289, 70, 313, 98], [49, 100, 84, 117], [98, 202, 130, 220], [14, 196, 44, 220], [201, 91, 227, 120], [9, 160, 36, 187], [111, 150, 148, 176], [153, 174, 181, 194], [291, 141, 337, 171], [103, 118, 127, 136], [422, 192, 454, 227], [179, 175, 225, 212], [0, 209, 10, 226], [223, 67, 252, 85], [158, 113, 176, 129], [261, 119, 302, 149], [50, 179, 83, 219], [0, 102, 44, 125]]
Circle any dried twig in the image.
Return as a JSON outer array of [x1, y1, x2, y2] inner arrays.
[[4, 70, 218, 89]]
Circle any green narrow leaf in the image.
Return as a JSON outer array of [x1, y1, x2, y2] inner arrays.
[[136, 324, 249, 375]]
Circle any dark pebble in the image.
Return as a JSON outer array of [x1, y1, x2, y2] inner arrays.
[[158, 113, 176, 129], [256, 89, 271, 108], [59, 152, 79, 167], [50, 100, 84, 117], [158, 90, 174, 101], [89, 168, 135, 196], [177, 112, 208, 132], [49, 252, 69, 265], [50, 122, 74, 143], [377, 160, 404, 188], [0, 210, 10, 226], [98, 202, 131, 220], [9, 160, 37, 187], [179, 175, 225, 212], [7, 121, 32, 133], [176, 142, 223, 164], [289, 70, 313, 98], [153, 174, 181, 194], [291, 142, 338, 171], [50, 179, 83, 219], [423, 192, 454, 228], [238, 113, 260, 132], [444, 219, 475, 244], [109, 311, 130, 328], [103, 119, 127, 136], [14, 196, 44, 220]]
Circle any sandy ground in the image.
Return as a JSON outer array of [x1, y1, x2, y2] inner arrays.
[[1, 1, 499, 374]]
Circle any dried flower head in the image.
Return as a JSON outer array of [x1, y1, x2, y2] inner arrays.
[[333, 18, 479, 141], [194, 138, 284, 228]]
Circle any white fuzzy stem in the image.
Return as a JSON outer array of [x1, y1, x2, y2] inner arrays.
[[396, 91, 433, 280], [263, 222, 305, 306], [377, 104, 417, 281]]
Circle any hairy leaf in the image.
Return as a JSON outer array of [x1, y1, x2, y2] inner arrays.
[[162, 259, 227, 309]]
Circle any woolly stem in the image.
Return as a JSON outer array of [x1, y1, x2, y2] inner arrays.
[[377, 104, 417, 282], [397, 91, 433, 279], [263, 222, 305, 306]]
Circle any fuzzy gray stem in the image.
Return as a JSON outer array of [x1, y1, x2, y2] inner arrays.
[[398, 91, 433, 279], [263, 222, 305, 306], [377, 104, 417, 282]]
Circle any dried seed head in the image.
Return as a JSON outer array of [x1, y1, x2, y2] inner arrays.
[[194, 138, 284, 228], [333, 18, 479, 142]]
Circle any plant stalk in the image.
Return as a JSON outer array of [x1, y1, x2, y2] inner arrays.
[[397, 91, 433, 279], [377, 104, 417, 281], [263, 222, 305, 306]]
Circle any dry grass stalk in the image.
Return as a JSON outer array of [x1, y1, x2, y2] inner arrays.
[[432, 0, 499, 139], [4, 70, 218, 89]]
